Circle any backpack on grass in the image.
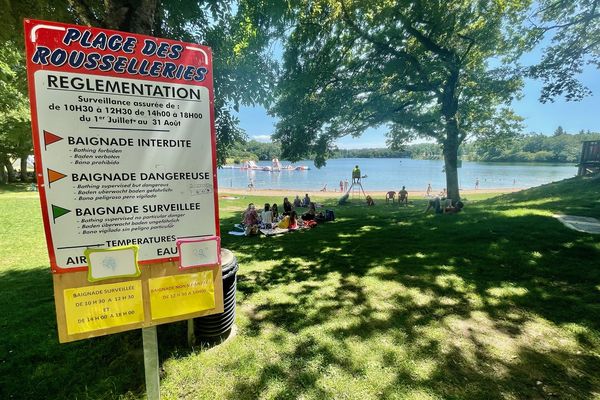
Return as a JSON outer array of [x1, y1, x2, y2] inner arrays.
[[325, 209, 335, 221]]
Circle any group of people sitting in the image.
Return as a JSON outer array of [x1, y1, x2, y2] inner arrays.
[[364, 186, 409, 207], [424, 192, 464, 214], [369, 185, 463, 214], [241, 194, 325, 236]]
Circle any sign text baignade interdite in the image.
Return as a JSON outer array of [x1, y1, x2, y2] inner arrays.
[[25, 19, 223, 343], [26, 20, 220, 271]]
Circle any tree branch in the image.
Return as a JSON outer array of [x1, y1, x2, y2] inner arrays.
[[338, 0, 438, 94], [393, 11, 455, 62], [67, 0, 102, 26], [458, 34, 475, 63]]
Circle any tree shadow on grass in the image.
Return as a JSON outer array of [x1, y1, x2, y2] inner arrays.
[[219, 199, 600, 398], [225, 208, 599, 330], [0, 266, 193, 399], [482, 175, 600, 218]]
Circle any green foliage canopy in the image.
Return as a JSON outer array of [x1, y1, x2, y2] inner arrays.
[[0, 44, 31, 177], [271, 0, 530, 200], [0, 0, 281, 166], [465, 129, 600, 163], [528, 0, 600, 102]]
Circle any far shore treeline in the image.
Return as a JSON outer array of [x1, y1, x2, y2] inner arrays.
[[229, 128, 600, 165]]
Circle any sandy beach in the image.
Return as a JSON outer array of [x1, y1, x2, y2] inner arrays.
[[218, 187, 524, 198]]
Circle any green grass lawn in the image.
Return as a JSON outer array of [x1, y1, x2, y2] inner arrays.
[[1, 176, 599, 399]]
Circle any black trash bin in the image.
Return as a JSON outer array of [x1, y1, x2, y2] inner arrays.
[[195, 249, 238, 339]]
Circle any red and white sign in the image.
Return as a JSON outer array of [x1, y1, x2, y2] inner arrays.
[[25, 19, 220, 272]]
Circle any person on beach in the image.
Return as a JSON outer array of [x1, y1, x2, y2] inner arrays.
[[339, 180, 344, 192], [261, 203, 273, 228], [424, 197, 447, 214], [352, 165, 361, 183], [283, 197, 293, 215], [426, 183, 432, 197], [302, 193, 311, 207], [302, 202, 317, 221], [278, 210, 298, 230], [293, 195, 302, 208], [425, 197, 440, 214], [475, 178, 480, 190], [425, 197, 462, 214], [344, 179, 349, 192], [242, 203, 259, 235], [243, 203, 258, 224], [248, 179, 255, 191], [444, 200, 464, 214], [398, 186, 408, 205]]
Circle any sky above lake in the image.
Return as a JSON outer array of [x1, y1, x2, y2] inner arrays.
[[236, 40, 600, 150]]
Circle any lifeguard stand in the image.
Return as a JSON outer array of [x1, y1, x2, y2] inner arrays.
[[347, 180, 367, 199], [578, 140, 600, 176]]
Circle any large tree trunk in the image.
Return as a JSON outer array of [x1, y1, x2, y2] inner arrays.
[[441, 67, 461, 202], [4, 161, 16, 183], [20, 155, 28, 182], [443, 121, 460, 202], [2, 158, 16, 183], [105, 0, 158, 35], [0, 164, 6, 184]]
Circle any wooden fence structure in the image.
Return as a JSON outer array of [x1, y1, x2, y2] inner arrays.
[[578, 140, 600, 176]]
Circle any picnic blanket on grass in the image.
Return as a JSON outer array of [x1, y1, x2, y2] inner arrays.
[[260, 227, 293, 236]]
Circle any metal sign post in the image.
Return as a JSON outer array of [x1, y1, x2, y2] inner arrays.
[[24, 18, 228, 398], [142, 327, 160, 400]]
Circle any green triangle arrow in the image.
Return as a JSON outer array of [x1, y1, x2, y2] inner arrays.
[[51, 204, 71, 223]]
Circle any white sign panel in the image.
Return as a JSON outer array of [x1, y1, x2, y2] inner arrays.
[[26, 21, 220, 272]]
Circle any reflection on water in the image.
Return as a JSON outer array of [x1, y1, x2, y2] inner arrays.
[[217, 158, 577, 191]]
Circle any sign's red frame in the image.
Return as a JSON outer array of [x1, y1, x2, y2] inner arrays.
[[24, 19, 221, 273]]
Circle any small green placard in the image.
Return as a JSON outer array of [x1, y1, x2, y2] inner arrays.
[[84, 246, 140, 283]]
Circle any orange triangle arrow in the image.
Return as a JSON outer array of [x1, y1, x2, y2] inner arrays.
[[44, 130, 63, 149], [47, 168, 67, 186]]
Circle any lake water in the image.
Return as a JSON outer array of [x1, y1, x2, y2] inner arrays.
[[217, 158, 577, 191]]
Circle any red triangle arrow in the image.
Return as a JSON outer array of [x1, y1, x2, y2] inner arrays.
[[44, 130, 63, 149]]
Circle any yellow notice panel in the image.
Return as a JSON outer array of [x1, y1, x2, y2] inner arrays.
[[149, 271, 215, 320], [63, 281, 144, 335]]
